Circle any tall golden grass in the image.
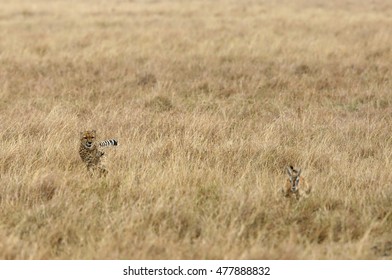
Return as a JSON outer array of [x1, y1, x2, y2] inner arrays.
[[1, 0, 392, 259]]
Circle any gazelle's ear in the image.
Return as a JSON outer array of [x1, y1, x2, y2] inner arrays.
[[297, 169, 302, 177], [286, 166, 293, 176]]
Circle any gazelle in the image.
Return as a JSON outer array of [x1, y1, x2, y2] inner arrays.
[[283, 165, 311, 199]]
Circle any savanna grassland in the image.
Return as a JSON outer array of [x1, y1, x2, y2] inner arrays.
[[1, 0, 392, 259]]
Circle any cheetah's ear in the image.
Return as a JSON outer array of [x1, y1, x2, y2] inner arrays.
[[92, 130, 96, 135], [80, 131, 84, 138]]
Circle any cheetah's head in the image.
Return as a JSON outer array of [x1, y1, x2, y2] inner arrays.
[[80, 130, 96, 149]]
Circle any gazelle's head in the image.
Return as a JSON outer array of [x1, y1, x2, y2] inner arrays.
[[286, 165, 301, 193], [80, 130, 96, 150]]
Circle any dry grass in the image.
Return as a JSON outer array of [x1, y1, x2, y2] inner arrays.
[[1, 0, 392, 259]]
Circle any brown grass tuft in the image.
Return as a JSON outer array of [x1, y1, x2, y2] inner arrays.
[[29, 171, 58, 203], [144, 96, 174, 112]]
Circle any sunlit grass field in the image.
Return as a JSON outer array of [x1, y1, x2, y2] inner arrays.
[[1, 0, 392, 259]]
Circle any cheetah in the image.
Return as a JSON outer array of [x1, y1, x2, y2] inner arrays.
[[282, 165, 311, 199], [79, 130, 118, 176]]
